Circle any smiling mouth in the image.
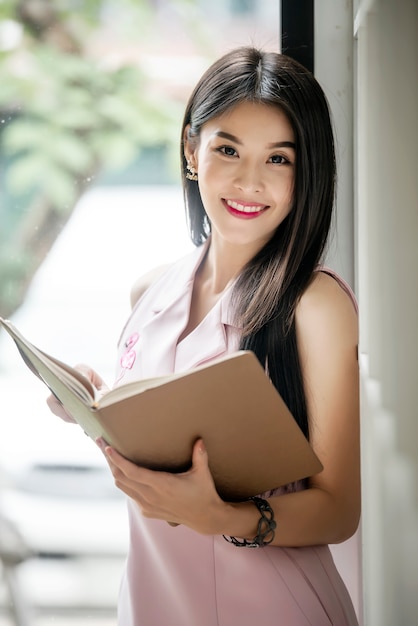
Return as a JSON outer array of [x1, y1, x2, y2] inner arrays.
[[224, 199, 269, 214]]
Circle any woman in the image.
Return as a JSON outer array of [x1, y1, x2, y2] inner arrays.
[[52, 47, 360, 625]]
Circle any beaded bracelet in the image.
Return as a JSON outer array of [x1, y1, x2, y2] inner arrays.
[[223, 496, 276, 548]]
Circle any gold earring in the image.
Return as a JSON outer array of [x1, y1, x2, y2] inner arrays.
[[186, 162, 198, 181]]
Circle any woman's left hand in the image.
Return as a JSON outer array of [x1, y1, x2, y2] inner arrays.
[[96, 438, 227, 534]]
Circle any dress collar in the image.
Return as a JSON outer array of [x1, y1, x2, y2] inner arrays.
[[149, 238, 240, 330]]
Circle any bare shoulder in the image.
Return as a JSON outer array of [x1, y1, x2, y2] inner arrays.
[[295, 271, 358, 347], [130, 264, 171, 309]]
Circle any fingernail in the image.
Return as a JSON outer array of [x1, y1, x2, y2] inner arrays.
[[95, 437, 106, 450]]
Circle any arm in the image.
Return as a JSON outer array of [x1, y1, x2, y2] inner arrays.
[[220, 271, 360, 545], [101, 272, 360, 547]]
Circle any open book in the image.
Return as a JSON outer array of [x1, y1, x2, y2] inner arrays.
[[0, 317, 322, 500]]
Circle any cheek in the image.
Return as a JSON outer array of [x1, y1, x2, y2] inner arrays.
[[197, 182, 217, 217], [196, 161, 228, 202], [198, 157, 224, 180]]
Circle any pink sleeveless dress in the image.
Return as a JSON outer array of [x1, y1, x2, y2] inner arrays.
[[114, 243, 359, 626]]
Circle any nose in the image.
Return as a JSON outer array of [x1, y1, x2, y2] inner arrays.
[[233, 161, 264, 193]]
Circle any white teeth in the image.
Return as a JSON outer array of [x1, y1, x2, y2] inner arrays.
[[226, 200, 266, 213]]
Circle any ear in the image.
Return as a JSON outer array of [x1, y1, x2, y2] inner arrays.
[[183, 124, 199, 167]]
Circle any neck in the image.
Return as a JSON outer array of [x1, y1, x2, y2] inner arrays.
[[200, 236, 261, 294]]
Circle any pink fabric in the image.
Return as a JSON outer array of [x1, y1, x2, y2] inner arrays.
[[115, 243, 359, 626], [319, 267, 358, 314]]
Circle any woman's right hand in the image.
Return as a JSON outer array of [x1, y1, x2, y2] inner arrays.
[[46, 363, 109, 423]]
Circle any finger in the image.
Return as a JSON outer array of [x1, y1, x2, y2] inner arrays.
[[191, 438, 209, 472], [101, 460, 163, 519], [46, 393, 76, 423], [190, 439, 218, 496], [75, 364, 109, 392], [111, 481, 147, 505], [103, 446, 159, 485], [102, 452, 150, 498], [96, 443, 127, 479], [96, 436, 109, 452]]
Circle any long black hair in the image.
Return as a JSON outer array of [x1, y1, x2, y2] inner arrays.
[[180, 47, 336, 440]]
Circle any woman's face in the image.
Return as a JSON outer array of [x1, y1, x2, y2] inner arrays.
[[185, 100, 296, 253]]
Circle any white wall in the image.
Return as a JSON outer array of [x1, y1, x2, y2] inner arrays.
[[355, 0, 418, 623], [314, 3, 364, 622], [314, 1, 418, 623], [315, 0, 355, 286]]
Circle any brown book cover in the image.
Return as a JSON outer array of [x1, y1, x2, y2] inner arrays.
[[0, 317, 322, 500]]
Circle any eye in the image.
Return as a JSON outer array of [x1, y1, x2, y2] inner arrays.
[[269, 154, 290, 165], [217, 145, 238, 157]]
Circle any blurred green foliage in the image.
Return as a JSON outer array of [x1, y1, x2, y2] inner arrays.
[[0, 0, 190, 317], [1, 49, 178, 208]]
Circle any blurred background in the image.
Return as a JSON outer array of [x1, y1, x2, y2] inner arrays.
[[0, 1, 279, 625]]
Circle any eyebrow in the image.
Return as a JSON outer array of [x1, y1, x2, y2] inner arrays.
[[214, 131, 296, 150]]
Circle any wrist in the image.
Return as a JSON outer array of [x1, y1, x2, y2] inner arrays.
[[218, 500, 261, 539], [222, 497, 277, 548]]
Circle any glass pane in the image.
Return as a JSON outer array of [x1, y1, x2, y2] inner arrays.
[[0, 2, 279, 624]]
